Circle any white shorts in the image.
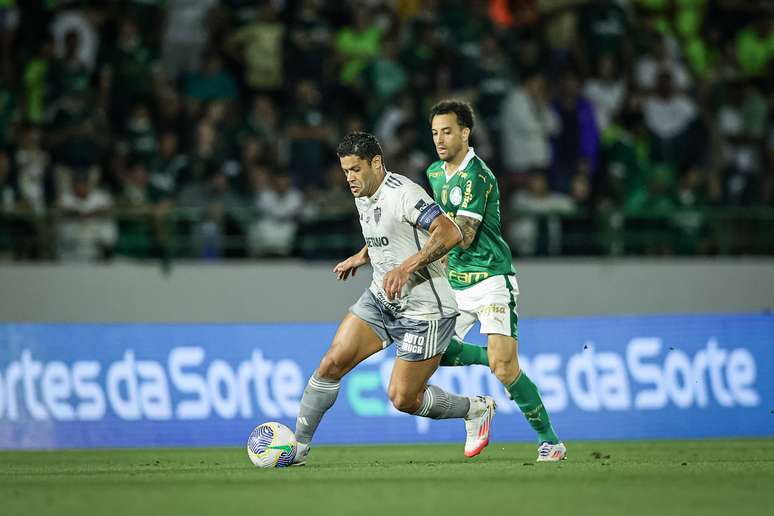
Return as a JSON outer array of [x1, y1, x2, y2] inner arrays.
[[454, 274, 519, 340]]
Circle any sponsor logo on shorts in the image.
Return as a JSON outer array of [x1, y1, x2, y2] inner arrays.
[[479, 305, 507, 315], [400, 333, 425, 355]]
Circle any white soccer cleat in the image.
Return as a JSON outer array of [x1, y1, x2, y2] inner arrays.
[[291, 442, 310, 466], [537, 441, 567, 462], [464, 396, 496, 457]]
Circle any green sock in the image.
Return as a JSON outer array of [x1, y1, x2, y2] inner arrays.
[[440, 337, 489, 366], [506, 372, 560, 444]]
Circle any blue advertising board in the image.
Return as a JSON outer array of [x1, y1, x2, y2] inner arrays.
[[0, 313, 772, 449]]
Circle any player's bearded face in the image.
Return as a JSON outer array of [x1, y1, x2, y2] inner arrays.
[[340, 155, 382, 197], [432, 113, 469, 162]]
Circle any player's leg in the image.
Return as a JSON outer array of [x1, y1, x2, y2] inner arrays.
[[294, 311, 384, 463], [388, 317, 496, 457], [481, 276, 564, 460], [439, 308, 489, 367]]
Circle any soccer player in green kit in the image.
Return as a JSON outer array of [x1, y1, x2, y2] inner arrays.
[[426, 100, 566, 461]]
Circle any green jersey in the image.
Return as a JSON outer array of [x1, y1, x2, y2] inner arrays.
[[426, 148, 515, 290]]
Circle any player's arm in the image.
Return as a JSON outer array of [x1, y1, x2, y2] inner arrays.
[[454, 172, 490, 249], [333, 245, 369, 281], [383, 213, 462, 300], [402, 214, 462, 272], [454, 215, 481, 249]]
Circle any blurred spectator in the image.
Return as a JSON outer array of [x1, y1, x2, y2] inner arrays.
[[148, 130, 188, 202], [598, 104, 651, 210], [13, 124, 51, 216], [583, 54, 626, 135], [298, 163, 358, 259], [470, 34, 512, 160], [285, 80, 335, 188], [185, 52, 238, 103], [0, 73, 16, 148], [56, 169, 116, 261], [635, 34, 692, 94], [500, 71, 558, 183], [178, 169, 246, 259], [187, 121, 224, 184], [507, 172, 575, 256], [225, 4, 284, 93], [162, 0, 219, 80], [0, 0, 17, 79], [550, 71, 600, 195], [240, 95, 280, 156], [375, 92, 416, 153], [123, 102, 157, 165], [155, 86, 189, 142], [51, 6, 100, 72], [22, 37, 54, 124], [367, 37, 407, 110], [400, 20, 440, 96], [642, 71, 698, 167], [716, 81, 767, 204], [576, 0, 632, 74], [115, 160, 155, 258], [336, 10, 382, 86], [0, 149, 14, 256], [673, 168, 711, 255], [0, 149, 12, 211], [49, 29, 91, 103], [624, 164, 678, 254], [734, 14, 773, 78], [386, 121, 431, 185], [287, 0, 333, 84], [247, 171, 303, 257], [47, 89, 109, 173], [99, 18, 157, 129]]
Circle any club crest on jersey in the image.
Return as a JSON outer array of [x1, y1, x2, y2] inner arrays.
[[374, 206, 381, 225], [450, 186, 463, 206]]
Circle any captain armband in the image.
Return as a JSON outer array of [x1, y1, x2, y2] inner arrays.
[[414, 200, 444, 230]]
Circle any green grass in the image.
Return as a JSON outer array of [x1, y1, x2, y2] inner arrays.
[[2, 439, 773, 516]]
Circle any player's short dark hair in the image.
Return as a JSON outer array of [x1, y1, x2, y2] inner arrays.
[[429, 99, 475, 132], [336, 132, 384, 163]]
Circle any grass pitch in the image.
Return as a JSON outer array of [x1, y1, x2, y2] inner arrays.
[[1, 439, 772, 516]]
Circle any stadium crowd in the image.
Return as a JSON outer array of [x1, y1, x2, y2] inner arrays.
[[0, 0, 771, 261]]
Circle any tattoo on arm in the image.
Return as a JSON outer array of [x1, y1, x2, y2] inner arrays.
[[417, 232, 451, 268], [456, 215, 481, 249]]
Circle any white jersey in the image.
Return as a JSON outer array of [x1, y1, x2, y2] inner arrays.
[[355, 171, 458, 321]]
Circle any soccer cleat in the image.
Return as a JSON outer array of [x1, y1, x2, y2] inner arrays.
[[536, 441, 567, 462], [291, 442, 310, 466], [463, 396, 496, 457]]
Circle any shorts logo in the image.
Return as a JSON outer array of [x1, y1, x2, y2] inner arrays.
[[450, 186, 463, 206], [479, 304, 507, 315], [400, 333, 425, 355]]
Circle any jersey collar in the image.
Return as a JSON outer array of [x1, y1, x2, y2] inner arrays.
[[443, 147, 476, 182]]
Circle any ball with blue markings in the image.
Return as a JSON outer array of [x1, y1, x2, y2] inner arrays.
[[247, 422, 298, 468]]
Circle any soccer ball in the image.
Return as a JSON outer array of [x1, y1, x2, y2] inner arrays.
[[247, 422, 298, 468]]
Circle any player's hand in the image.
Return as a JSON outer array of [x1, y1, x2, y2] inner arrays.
[[383, 265, 410, 301], [333, 254, 368, 281]]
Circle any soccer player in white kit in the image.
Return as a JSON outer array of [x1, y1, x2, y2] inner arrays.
[[293, 132, 496, 465]]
